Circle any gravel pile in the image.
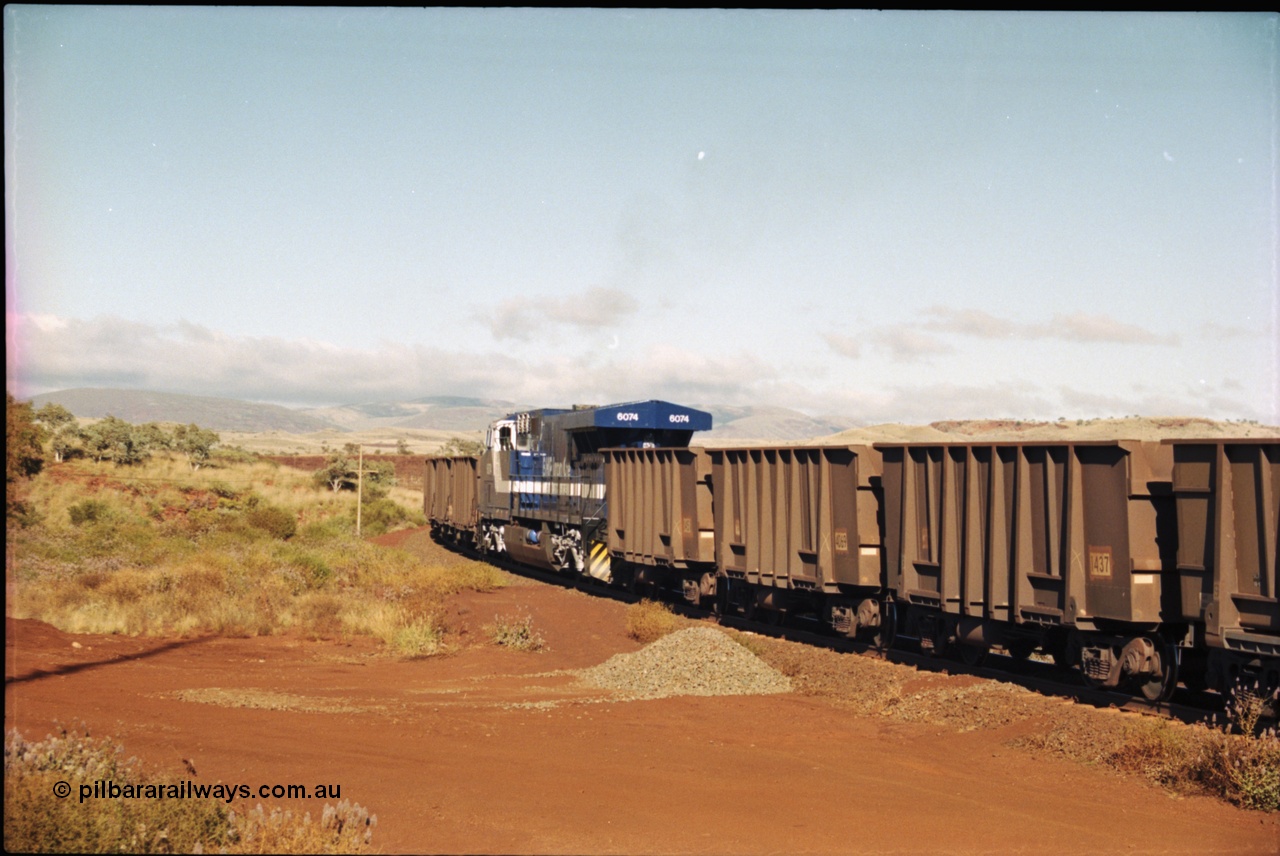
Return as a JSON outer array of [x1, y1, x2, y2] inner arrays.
[[577, 627, 792, 700]]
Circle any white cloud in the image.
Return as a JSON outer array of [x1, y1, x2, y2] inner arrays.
[[1199, 321, 1267, 340], [8, 314, 1269, 424], [9, 314, 772, 410], [476, 286, 639, 341]]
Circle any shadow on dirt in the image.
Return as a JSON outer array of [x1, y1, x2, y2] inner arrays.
[[5, 636, 215, 686]]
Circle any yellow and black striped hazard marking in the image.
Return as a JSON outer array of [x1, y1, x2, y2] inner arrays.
[[587, 540, 612, 582]]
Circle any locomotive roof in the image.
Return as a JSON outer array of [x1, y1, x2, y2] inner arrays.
[[502, 400, 712, 432]]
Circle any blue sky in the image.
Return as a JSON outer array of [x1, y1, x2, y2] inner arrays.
[[6, 8, 1277, 424]]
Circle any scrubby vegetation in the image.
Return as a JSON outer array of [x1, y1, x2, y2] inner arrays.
[[3, 727, 376, 853], [1013, 684, 1280, 812], [6, 450, 504, 652], [486, 612, 547, 652], [624, 599, 682, 644]]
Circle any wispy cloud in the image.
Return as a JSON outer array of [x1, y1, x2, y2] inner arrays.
[[825, 306, 1178, 363], [922, 306, 1179, 345], [476, 286, 639, 341], [1199, 321, 1268, 340], [869, 327, 955, 362], [822, 332, 862, 360], [1048, 313, 1179, 345], [921, 307, 1021, 339]]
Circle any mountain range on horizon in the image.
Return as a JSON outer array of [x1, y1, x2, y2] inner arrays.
[[25, 387, 853, 441]]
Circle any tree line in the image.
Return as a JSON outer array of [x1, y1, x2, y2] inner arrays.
[[6, 395, 222, 473]]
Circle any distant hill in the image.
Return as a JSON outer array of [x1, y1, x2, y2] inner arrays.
[[697, 405, 852, 443], [299, 396, 521, 432], [29, 389, 337, 433], [26, 388, 858, 441]]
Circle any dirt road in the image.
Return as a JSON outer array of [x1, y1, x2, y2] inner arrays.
[[6, 534, 1278, 854]]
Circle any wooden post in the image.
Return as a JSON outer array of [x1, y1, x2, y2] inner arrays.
[[357, 445, 363, 537]]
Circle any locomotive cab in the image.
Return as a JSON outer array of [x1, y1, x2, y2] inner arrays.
[[475, 400, 712, 582]]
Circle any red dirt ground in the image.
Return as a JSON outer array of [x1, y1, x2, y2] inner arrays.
[[6, 535, 1279, 854]]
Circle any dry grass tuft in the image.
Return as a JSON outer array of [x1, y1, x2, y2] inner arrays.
[[624, 599, 681, 644], [3, 727, 376, 853], [486, 612, 547, 652]]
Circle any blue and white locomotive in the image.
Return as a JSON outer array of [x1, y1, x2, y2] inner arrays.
[[474, 400, 712, 581]]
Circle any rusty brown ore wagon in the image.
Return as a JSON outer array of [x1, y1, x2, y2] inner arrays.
[[877, 440, 1181, 701], [426, 402, 1278, 705], [604, 447, 716, 604], [1168, 439, 1279, 695], [707, 445, 892, 645], [423, 456, 479, 546]]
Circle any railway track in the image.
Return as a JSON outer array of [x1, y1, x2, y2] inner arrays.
[[448, 538, 1231, 727]]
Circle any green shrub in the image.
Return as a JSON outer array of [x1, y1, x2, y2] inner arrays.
[[209, 481, 240, 500], [4, 727, 229, 853], [246, 505, 297, 540], [68, 499, 111, 526], [354, 498, 411, 537], [388, 616, 445, 658], [280, 546, 333, 591]]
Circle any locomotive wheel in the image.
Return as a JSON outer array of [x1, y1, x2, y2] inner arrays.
[[1138, 638, 1180, 703]]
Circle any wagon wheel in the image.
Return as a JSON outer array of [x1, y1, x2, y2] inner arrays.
[[1138, 638, 1180, 704], [1006, 640, 1037, 661], [871, 600, 898, 652], [958, 643, 988, 668], [711, 586, 726, 619], [920, 617, 951, 659]]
